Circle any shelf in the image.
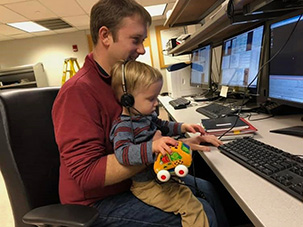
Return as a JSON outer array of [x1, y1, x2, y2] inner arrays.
[[167, 0, 262, 55], [164, 0, 225, 27], [0, 81, 37, 89]]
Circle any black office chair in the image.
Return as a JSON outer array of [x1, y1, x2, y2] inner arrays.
[[0, 87, 98, 227]]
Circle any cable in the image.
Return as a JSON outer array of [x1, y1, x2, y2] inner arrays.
[[246, 13, 303, 94], [218, 115, 241, 140], [127, 107, 137, 144], [169, 175, 207, 200], [130, 106, 170, 135], [227, 0, 234, 20], [190, 151, 207, 199]]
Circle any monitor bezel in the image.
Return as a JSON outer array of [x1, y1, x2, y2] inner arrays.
[[267, 9, 303, 109], [190, 44, 212, 90], [218, 24, 265, 96]]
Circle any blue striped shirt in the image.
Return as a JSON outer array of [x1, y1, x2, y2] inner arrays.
[[110, 112, 182, 182]]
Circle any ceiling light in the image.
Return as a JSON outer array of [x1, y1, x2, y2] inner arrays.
[[166, 9, 172, 19], [7, 21, 49, 33], [145, 3, 167, 17]]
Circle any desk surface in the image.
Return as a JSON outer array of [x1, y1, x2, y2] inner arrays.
[[158, 95, 303, 227]]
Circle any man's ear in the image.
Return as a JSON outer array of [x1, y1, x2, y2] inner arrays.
[[98, 26, 112, 46]]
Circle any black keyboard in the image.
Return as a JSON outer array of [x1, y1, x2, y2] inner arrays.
[[196, 103, 235, 118], [169, 98, 190, 109], [218, 137, 303, 202]]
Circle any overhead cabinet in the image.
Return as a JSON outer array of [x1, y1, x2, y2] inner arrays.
[[166, 0, 302, 55]]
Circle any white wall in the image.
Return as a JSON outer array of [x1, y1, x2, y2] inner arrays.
[[0, 30, 89, 86], [0, 22, 172, 91]]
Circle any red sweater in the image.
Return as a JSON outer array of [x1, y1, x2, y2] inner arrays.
[[52, 53, 131, 205]]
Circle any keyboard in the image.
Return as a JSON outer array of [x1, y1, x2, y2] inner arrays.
[[169, 98, 190, 109], [196, 103, 235, 118], [218, 137, 303, 202]]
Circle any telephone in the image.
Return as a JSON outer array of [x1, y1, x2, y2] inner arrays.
[[259, 101, 302, 115]]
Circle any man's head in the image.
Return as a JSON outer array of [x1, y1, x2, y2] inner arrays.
[[90, 0, 151, 73], [111, 60, 163, 115], [90, 0, 151, 46]]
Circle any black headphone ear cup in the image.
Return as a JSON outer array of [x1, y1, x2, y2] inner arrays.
[[121, 93, 135, 108]]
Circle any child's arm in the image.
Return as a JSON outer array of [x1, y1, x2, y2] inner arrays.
[[153, 113, 205, 136], [111, 122, 177, 166]]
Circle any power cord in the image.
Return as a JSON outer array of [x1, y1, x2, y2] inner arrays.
[[227, 0, 234, 20], [246, 13, 303, 93]]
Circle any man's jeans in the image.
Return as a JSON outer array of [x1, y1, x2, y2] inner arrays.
[[92, 174, 229, 227]]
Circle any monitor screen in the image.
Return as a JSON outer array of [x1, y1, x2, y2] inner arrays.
[[220, 25, 264, 93], [190, 44, 212, 88], [268, 12, 303, 108]]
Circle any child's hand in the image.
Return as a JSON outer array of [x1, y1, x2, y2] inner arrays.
[[153, 130, 162, 141], [152, 133, 178, 156], [181, 123, 206, 134]]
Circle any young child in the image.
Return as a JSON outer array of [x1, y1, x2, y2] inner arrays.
[[110, 60, 209, 227]]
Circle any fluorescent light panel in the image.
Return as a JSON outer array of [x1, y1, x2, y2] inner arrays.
[[7, 21, 49, 33], [145, 3, 167, 17]]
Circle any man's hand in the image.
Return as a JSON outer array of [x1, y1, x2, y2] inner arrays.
[[180, 134, 223, 152]]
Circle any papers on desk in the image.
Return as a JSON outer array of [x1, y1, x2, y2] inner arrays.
[[201, 116, 257, 140]]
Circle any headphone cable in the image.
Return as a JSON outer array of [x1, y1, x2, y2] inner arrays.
[[127, 107, 137, 144]]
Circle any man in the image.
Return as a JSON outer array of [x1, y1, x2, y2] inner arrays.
[[52, 0, 228, 226]]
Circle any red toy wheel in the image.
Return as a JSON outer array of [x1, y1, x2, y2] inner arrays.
[[175, 164, 188, 177], [157, 170, 170, 182]]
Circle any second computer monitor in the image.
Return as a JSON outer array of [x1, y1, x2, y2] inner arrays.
[[190, 44, 212, 90], [268, 11, 303, 109], [220, 25, 264, 94]]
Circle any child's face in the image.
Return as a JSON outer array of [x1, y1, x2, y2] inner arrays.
[[132, 80, 162, 115]]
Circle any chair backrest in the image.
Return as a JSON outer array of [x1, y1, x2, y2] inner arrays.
[[0, 87, 60, 227]]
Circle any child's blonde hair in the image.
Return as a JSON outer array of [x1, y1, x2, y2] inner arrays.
[[111, 60, 163, 100]]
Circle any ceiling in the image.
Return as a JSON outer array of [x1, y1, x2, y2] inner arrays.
[[0, 0, 176, 42]]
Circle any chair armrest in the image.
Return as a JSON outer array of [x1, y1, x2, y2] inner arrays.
[[22, 204, 99, 227]]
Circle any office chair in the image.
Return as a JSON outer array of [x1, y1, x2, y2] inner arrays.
[[0, 87, 98, 227]]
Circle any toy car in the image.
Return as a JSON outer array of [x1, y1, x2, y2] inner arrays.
[[153, 141, 192, 182]]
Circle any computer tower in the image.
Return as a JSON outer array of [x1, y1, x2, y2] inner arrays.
[[166, 62, 201, 99]]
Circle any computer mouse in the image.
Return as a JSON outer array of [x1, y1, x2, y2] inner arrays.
[[160, 92, 169, 96], [200, 142, 214, 146]]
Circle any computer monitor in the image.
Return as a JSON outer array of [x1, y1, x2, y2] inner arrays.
[[190, 44, 212, 90], [219, 25, 264, 95], [268, 11, 303, 109]]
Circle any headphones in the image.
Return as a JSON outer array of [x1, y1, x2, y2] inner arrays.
[[121, 61, 135, 108]]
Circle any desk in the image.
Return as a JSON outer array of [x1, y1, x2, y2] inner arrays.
[[158, 95, 303, 227]]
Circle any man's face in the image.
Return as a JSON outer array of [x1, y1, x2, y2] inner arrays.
[[109, 15, 148, 63]]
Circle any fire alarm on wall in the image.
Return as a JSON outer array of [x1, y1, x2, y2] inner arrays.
[[72, 45, 78, 52]]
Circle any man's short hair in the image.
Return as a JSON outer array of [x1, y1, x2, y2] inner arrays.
[[90, 0, 152, 45]]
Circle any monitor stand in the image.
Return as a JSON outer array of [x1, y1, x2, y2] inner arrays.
[[193, 90, 219, 102], [270, 126, 303, 137]]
